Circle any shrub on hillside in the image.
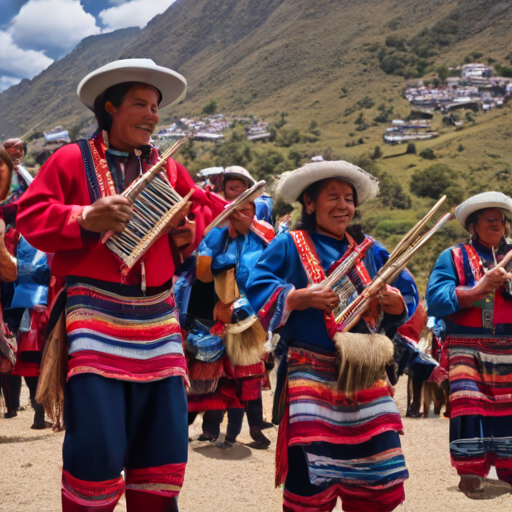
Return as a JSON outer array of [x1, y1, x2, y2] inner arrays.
[[357, 96, 375, 109], [275, 126, 301, 147], [419, 148, 436, 160], [374, 104, 394, 123], [252, 147, 289, 179], [288, 150, 302, 167], [308, 120, 321, 137], [409, 163, 457, 200], [371, 146, 382, 160], [202, 99, 218, 116]]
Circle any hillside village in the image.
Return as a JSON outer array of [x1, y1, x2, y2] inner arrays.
[[383, 63, 512, 144], [155, 115, 270, 142]]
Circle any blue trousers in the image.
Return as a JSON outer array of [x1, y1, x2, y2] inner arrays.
[[62, 374, 187, 509]]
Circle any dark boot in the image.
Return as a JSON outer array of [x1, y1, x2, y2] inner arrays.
[[249, 426, 270, 449], [31, 401, 48, 429]]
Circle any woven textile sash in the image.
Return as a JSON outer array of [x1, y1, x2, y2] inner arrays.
[[451, 243, 485, 287], [289, 230, 373, 337], [88, 134, 117, 199], [66, 283, 188, 383], [445, 335, 512, 418], [275, 347, 406, 489]]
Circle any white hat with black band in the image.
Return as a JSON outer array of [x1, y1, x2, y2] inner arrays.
[[276, 160, 379, 206], [455, 191, 512, 230], [77, 58, 187, 111]]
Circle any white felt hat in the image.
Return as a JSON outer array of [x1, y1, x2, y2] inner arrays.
[[77, 59, 187, 111], [223, 166, 257, 187], [277, 160, 379, 205], [455, 191, 512, 229]]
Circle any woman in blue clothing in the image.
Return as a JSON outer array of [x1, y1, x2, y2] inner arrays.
[[185, 191, 275, 450], [246, 161, 416, 512], [426, 191, 512, 499]]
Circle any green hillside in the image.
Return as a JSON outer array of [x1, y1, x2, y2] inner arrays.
[[1, 0, 511, 291]]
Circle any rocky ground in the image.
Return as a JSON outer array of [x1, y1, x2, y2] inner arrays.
[[1, 379, 512, 512]]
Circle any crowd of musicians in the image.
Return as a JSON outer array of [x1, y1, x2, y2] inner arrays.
[[1, 58, 512, 511]]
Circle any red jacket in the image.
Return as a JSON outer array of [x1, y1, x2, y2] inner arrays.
[[16, 143, 225, 287]]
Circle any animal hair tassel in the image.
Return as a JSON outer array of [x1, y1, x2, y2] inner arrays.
[[333, 332, 394, 394], [224, 319, 267, 367]]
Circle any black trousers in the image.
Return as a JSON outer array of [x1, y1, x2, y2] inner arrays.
[[191, 396, 264, 441], [1, 374, 44, 423]]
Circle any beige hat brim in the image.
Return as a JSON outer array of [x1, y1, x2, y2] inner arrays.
[[77, 59, 187, 111], [455, 191, 512, 230], [277, 160, 379, 205]]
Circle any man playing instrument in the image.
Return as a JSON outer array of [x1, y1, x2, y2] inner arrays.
[[427, 191, 512, 499], [246, 161, 417, 512], [16, 59, 224, 512], [186, 187, 274, 451]]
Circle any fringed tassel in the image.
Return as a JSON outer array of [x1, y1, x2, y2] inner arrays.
[[225, 319, 267, 367], [36, 289, 68, 425], [333, 332, 394, 394]]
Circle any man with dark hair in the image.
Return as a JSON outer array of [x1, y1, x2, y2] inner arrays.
[[16, 59, 224, 512]]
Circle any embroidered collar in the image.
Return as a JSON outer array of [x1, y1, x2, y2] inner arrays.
[[101, 130, 152, 163]]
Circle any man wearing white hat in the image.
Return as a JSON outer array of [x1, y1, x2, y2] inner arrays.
[[16, 59, 225, 512], [427, 191, 512, 499], [220, 166, 273, 223]]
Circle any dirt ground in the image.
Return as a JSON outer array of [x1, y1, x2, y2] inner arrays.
[[1, 378, 512, 512]]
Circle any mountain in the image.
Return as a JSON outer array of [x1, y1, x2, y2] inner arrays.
[[1, 0, 512, 287], [1, 0, 511, 139], [0, 27, 140, 139]]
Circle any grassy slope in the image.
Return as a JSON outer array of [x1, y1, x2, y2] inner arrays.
[[2, 0, 511, 291]]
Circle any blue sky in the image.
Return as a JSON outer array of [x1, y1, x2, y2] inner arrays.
[[0, 0, 177, 92]]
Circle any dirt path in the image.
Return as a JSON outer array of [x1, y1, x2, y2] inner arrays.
[[1, 379, 512, 512]]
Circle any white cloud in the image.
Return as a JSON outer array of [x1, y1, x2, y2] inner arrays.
[[0, 76, 23, 93], [0, 31, 53, 78], [9, 0, 100, 57], [99, 0, 176, 31]]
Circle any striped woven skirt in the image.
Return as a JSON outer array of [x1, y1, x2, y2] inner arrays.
[[65, 281, 188, 384], [277, 347, 408, 494], [443, 335, 512, 475]]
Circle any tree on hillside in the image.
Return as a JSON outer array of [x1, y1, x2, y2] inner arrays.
[[202, 99, 218, 116], [437, 64, 449, 83], [419, 148, 436, 160], [409, 163, 457, 200], [405, 142, 416, 155], [379, 172, 412, 209]]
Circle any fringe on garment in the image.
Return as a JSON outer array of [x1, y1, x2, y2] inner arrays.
[[225, 319, 267, 367], [188, 357, 224, 381], [333, 332, 394, 394], [35, 291, 68, 426]]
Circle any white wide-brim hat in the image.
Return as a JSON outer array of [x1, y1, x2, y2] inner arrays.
[[277, 160, 379, 205], [77, 59, 187, 111], [455, 191, 512, 229], [223, 166, 257, 187]]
